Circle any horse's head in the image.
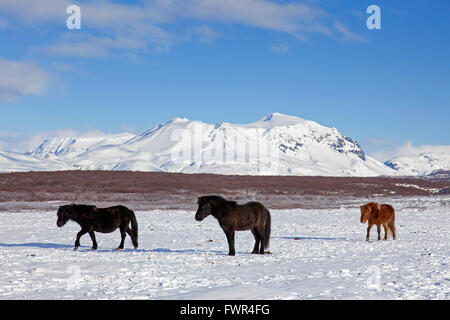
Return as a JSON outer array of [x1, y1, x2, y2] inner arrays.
[[195, 197, 214, 221], [360, 203, 373, 223], [56, 205, 71, 227]]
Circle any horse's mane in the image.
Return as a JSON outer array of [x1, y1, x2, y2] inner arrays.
[[200, 195, 225, 202], [200, 195, 237, 207], [68, 203, 96, 211], [367, 202, 380, 211]]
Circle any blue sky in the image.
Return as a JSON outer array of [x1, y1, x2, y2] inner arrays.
[[0, 0, 449, 160]]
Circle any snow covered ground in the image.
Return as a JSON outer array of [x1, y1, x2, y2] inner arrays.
[[0, 196, 449, 300]]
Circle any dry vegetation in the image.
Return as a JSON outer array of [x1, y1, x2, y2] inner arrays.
[[0, 170, 448, 211]]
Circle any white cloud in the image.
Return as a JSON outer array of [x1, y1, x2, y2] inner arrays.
[[0, 129, 79, 153], [38, 34, 157, 58], [333, 21, 368, 43], [0, 0, 173, 58], [269, 44, 289, 54], [190, 26, 221, 42], [0, 0, 65, 22], [0, 128, 125, 153], [0, 0, 366, 59], [179, 0, 330, 37], [0, 59, 54, 101], [41, 38, 108, 58], [0, 0, 326, 35], [369, 141, 450, 163], [0, 131, 24, 152], [393, 142, 450, 157]]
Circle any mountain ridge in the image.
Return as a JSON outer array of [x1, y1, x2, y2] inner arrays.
[[0, 113, 447, 176]]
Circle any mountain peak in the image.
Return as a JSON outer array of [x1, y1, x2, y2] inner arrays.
[[165, 117, 190, 124], [248, 112, 312, 129], [263, 112, 301, 121]]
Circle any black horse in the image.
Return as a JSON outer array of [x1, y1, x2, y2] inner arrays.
[[195, 195, 271, 256], [56, 204, 138, 250]]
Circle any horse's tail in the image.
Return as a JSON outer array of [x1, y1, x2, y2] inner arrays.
[[386, 205, 395, 231], [387, 206, 396, 239], [130, 209, 138, 245], [263, 208, 271, 251], [386, 221, 392, 235]]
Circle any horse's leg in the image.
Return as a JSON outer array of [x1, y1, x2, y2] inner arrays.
[[74, 228, 88, 250], [382, 224, 389, 240], [88, 231, 98, 250], [251, 228, 260, 254], [224, 229, 235, 256], [366, 223, 373, 241], [116, 225, 126, 250], [257, 224, 266, 254], [126, 226, 138, 249], [377, 224, 381, 240]]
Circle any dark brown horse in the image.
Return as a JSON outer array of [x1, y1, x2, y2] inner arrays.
[[360, 202, 396, 241], [195, 195, 271, 256], [57, 204, 138, 250]]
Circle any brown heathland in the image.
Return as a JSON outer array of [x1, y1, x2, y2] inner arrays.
[[0, 171, 448, 211]]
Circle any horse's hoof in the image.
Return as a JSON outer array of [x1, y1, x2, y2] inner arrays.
[[73, 246, 79, 250], [134, 246, 138, 250], [91, 247, 98, 250]]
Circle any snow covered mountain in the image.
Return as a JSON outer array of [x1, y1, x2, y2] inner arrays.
[[29, 132, 135, 160], [15, 112, 395, 176], [0, 150, 71, 173], [385, 151, 450, 176]]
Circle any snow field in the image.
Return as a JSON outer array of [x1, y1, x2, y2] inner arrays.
[[0, 197, 449, 299]]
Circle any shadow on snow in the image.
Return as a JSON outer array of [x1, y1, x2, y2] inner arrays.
[[275, 236, 347, 241]]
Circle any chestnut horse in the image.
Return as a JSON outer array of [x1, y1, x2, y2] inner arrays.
[[195, 195, 271, 256], [57, 204, 138, 250], [360, 202, 396, 241]]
